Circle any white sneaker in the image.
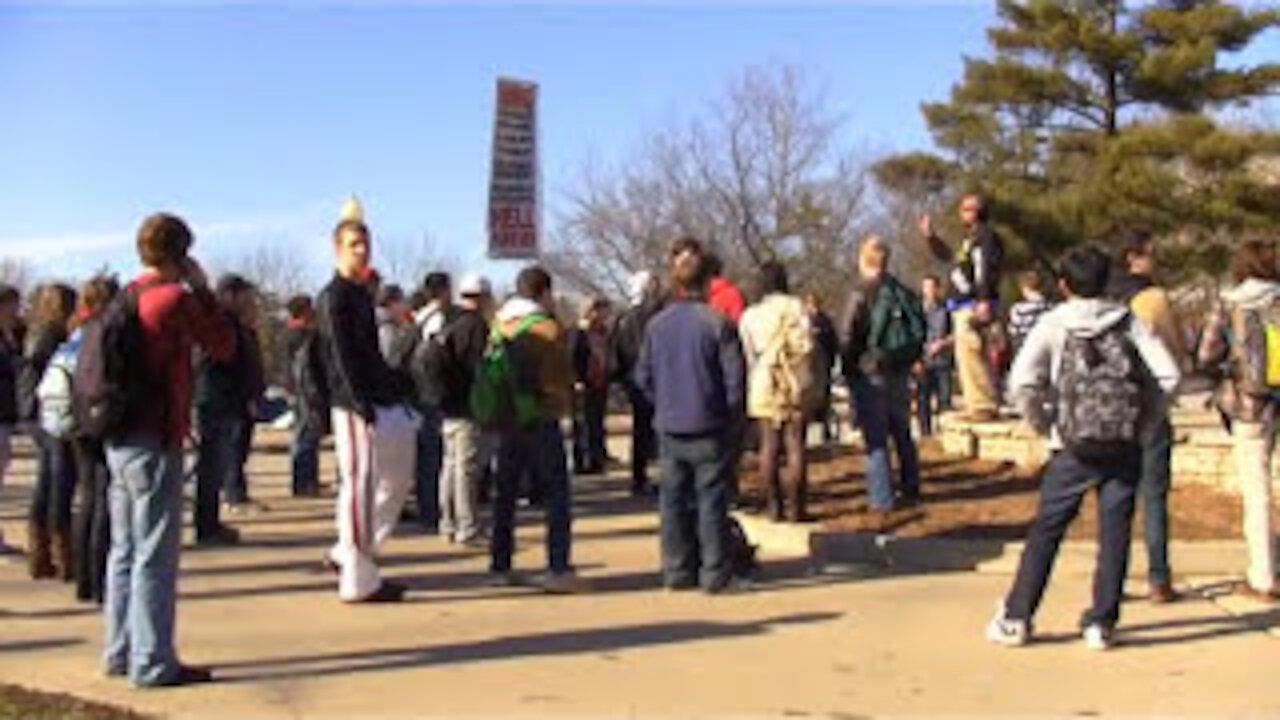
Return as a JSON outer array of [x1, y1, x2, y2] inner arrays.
[[541, 572, 591, 594], [1083, 624, 1115, 651], [985, 602, 1029, 647]]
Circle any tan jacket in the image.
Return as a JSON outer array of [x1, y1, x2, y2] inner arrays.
[[739, 294, 814, 421], [1130, 286, 1187, 368], [496, 298, 574, 421]]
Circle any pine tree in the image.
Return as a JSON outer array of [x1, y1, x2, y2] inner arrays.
[[876, 0, 1280, 276]]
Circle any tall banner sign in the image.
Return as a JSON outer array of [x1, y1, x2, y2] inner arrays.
[[488, 78, 540, 259]]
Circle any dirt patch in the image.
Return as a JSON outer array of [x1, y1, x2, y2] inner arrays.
[[0, 684, 155, 720], [739, 441, 1259, 541]]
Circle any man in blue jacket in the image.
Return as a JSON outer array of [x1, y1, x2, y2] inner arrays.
[[635, 247, 746, 594]]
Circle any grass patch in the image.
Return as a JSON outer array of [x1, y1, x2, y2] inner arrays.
[[0, 684, 155, 720]]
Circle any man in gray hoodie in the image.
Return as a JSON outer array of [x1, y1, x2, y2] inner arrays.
[[987, 246, 1180, 651]]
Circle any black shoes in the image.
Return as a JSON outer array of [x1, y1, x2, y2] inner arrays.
[[352, 581, 408, 603]]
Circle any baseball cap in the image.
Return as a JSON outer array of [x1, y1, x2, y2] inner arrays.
[[458, 273, 492, 297]]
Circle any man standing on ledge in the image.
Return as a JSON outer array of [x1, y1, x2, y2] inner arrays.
[[920, 194, 1004, 422], [316, 219, 420, 603]]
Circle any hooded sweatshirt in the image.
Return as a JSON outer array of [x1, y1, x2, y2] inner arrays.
[[495, 297, 574, 422], [1214, 279, 1280, 423], [1007, 297, 1180, 450]]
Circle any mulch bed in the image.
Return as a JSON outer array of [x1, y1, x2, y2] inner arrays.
[[738, 441, 1260, 541], [0, 684, 154, 720]]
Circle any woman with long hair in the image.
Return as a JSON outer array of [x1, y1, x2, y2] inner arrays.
[[19, 282, 78, 580], [0, 284, 25, 556], [70, 276, 119, 602]]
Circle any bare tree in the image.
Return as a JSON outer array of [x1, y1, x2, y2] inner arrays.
[[377, 232, 457, 291], [0, 257, 35, 296], [547, 64, 874, 301], [224, 243, 313, 302]]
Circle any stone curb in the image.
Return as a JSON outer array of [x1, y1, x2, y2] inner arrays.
[[734, 513, 1254, 579]]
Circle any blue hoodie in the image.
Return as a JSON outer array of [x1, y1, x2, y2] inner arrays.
[[635, 298, 745, 436]]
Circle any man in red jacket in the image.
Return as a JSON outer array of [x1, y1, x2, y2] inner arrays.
[[103, 213, 236, 688]]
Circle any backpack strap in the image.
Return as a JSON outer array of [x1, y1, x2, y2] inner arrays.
[[509, 313, 548, 341]]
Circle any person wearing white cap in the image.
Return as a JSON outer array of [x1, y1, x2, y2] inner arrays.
[[418, 272, 494, 545]]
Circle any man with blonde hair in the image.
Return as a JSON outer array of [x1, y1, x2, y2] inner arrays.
[[839, 236, 926, 515]]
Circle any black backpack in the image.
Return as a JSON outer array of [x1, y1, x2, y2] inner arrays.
[[1056, 315, 1150, 462], [73, 283, 155, 441]]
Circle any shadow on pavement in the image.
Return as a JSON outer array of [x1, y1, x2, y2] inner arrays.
[[216, 611, 843, 683], [0, 637, 84, 653]]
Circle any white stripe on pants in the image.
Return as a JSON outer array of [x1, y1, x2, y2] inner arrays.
[[1231, 420, 1277, 593], [330, 405, 420, 601]]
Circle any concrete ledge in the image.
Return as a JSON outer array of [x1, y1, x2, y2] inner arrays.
[[735, 513, 1256, 579]]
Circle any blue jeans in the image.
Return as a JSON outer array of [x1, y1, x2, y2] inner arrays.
[[573, 388, 608, 472], [490, 420, 572, 574], [1141, 417, 1173, 586], [852, 373, 920, 511], [194, 408, 245, 540], [415, 407, 443, 529], [290, 411, 321, 496], [104, 435, 186, 686], [1005, 450, 1140, 630], [658, 431, 733, 589], [30, 427, 76, 532], [916, 364, 953, 436]]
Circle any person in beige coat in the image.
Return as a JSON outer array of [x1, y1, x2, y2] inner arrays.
[[739, 261, 814, 521]]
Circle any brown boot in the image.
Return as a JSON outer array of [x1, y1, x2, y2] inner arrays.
[[27, 521, 55, 580], [51, 530, 74, 583], [789, 476, 814, 523], [766, 483, 785, 522]]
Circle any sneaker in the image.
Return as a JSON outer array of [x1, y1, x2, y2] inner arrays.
[[195, 526, 241, 548], [704, 577, 753, 596], [457, 533, 489, 549], [140, 664, 214, 688], [1082, 624, 1115, 651], [1148, 582, 1179, 604], [487, 570, 525, 588], [541, 572, 590, 594], [349, 581, 407, 604], [985, 603, 1029, 647]]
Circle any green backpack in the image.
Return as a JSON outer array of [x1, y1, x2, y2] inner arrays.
[[868, 277, 927, 371], [469, 313, 547, 428]]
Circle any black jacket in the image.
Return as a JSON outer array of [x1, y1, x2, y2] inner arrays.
[[838, 277, 882, 380], [811, 310, 838, 374], [317, 273, 410, 419], [434, 309, 490, 419], [929, 223, 1004, 303], [0, 325, 23, 425], [196, 313, 265, 417], [609, 298, 662, 386], [18, 323, 67, 422]]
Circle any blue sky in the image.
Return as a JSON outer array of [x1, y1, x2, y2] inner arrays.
[[1, 2, 1275, 289]]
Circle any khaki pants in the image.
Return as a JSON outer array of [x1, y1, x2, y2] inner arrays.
[[953, 308, 998, 415], [1230, 421, 1277, 593]]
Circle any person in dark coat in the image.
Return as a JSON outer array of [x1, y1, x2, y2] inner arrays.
[[610, 271, 663, 497], [0, 284, 24, 557]]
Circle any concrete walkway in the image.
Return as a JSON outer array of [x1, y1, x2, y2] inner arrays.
[[1, 434, 1277, 718]]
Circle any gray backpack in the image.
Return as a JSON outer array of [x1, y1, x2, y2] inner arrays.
[[1056, 315, 1150, 462]]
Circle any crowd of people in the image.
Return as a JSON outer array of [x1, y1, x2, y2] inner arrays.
[[0, 195, 1276, 688]]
